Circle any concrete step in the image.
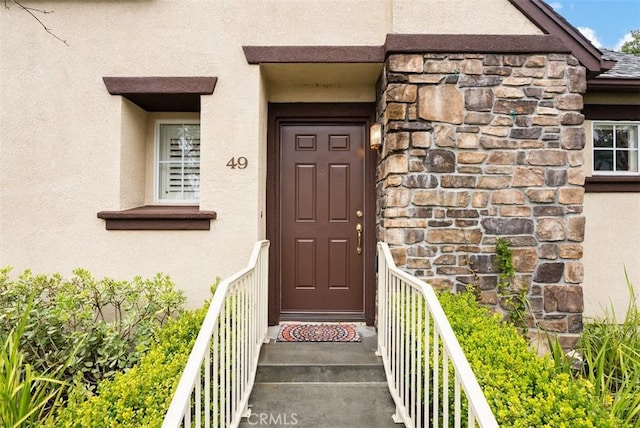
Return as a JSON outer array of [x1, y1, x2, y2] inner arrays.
[[240, 325, 398, 427], [255, 363, 386, 383], [255, 327, 385, 383], [238, 383, 398, 428]]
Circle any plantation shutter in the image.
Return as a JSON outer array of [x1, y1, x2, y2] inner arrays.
[[158, 123, 201, 201]]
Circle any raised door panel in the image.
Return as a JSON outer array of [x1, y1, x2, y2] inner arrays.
[[280, 124, 365, 313]]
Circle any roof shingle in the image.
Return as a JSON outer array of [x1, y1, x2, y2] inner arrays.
[[598, 50, 640, 79]]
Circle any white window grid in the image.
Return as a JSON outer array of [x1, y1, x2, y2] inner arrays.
[[592, 121, 639, 175]]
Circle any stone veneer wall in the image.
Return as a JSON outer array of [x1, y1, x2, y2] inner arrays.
[[376, 53, 587, 347]]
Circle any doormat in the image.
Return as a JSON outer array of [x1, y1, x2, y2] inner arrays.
[[276, 324, 361, 342]]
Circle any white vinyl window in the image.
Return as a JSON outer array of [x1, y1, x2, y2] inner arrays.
[[156, 121, 200, 202], [592, 122, 639, 175]]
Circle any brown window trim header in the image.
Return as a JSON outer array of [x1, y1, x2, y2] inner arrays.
[[97, 205, 217, 230], [584, 104, 640, 121], [243, 34, 570, 64], [584, 176, 640, 193], [103, 76, 217, 112]]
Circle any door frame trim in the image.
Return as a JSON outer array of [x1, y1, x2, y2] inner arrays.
[[267, 103, 377, 326]]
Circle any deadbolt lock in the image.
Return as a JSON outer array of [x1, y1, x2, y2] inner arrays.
[[356, 210, 363, 218]]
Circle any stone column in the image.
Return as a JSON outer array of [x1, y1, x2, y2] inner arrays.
[[376, 53, 586, 348]]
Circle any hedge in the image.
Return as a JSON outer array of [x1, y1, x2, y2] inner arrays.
[[48, 306, 207, 427], [0, 267, 185, 392], [439, 291, 620, 427]]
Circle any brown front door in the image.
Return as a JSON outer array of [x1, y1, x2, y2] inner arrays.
[[280, 123, 365, 315], [267, 103, 376, 325]]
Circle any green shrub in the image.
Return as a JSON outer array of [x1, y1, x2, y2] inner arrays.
[[49, 306, 207, 427], [0, 267, 185, 391], [1, 299, 67, 428], [550, 273, 640, 427], [438, 291, 620, 427]]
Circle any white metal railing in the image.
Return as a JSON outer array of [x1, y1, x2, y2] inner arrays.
[[377, 242, 498, 428], [163, 240, 270, 428]]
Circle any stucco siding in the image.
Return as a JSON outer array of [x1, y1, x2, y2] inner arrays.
[[121, 99, 149, 210], [583, 194, 640, 319], [391, 0, 542, 34]]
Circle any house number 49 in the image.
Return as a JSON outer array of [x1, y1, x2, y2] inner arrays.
[[226, 157, 248, 169]]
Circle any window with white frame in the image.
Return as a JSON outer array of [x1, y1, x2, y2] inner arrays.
[[592, 122, 639, 174], [156, 121, 200, 202]]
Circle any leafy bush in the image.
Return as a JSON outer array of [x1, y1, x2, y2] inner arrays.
[[49, 306, 207, 427], [550, 273, 640, 427], [438, 291, 620, 427], [1, 299, 67, 428], [0, 267, 185, 391]]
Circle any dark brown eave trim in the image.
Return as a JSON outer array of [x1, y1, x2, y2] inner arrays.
[[584, 176, 640, 193], [103, 77, 217, 95], [587, 78, 640, 93], [243, 35, 572, 65], [102, 77, 217, 112], [97, 205, 217, 230], [242, 46, 384, 64], [384, 34, 570, 54], [508, 0, 613, 75], [583, 104, 640, 121]]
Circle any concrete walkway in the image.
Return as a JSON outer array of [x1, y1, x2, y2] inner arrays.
[[238, 325, 399, 428]]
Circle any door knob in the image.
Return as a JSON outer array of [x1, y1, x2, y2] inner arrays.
[[356, 223, 363, 255]]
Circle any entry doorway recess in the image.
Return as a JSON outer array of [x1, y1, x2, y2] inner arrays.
[[267, 104, 376, 325]]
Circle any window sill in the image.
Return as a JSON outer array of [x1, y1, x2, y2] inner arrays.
[[97, 205, 217, 230], [584, 176, 640, 193]]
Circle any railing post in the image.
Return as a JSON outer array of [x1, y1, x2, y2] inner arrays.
[[162, 240, 270, 428], [376, 246, 385, 358], [376, 242, 498, 428]]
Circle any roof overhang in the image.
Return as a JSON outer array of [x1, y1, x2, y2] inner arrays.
[[508, 0, 615, 76], [243, 35, 572, 65], [587, 78, 640, 93], [102, 77, 217, 112], [243, 46, 384, 64], [384, 34, 569, 54]]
